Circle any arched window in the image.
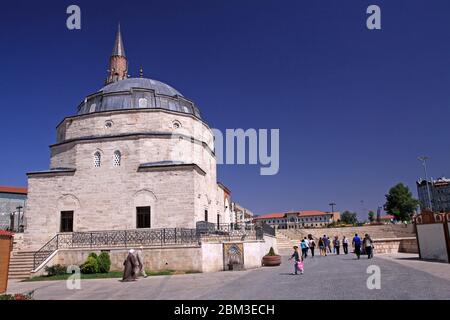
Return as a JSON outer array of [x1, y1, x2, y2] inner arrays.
[[94, 152, 101, 168], [138, 98, 148, 108], [113, 150, 121, 167]]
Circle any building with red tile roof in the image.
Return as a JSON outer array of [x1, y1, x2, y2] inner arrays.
[[0, 186, 27, 195], [254, 210, 340, 229]]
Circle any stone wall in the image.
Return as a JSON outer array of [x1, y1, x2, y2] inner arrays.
[[58, 109, 214, 151], [243, 235, 277, 269], [59, 246, 203, 272], [372, 237, 418, 254], [25, 167, 198, 250], [201, 242, 223, 272], [281, 224, 415, 242], [11, 233, 24, 252]]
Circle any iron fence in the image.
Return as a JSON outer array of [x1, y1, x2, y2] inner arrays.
[[33, 228, 199, 269], [33, 223, 276, 269]]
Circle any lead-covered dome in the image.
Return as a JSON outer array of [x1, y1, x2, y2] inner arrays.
[[77, 77, 201, 118], [101, 78, 182, 96]]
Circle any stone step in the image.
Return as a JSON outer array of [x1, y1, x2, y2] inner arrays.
[[9, 271, 31, 276], [10, 256, 34, 260], [10, 260, 34, 264], [9, 274, 31, 279], [9, 263, 33, 267], [9, 262, 33, 267], [11, 253, 35, 257], [9, 265, 33, 271], [8, 274, 31, 280], [11, 255, 35, 259]]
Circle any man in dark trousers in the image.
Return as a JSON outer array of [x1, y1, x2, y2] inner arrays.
[[352, 233, 362, 260], [343, 236, 349, 254], [363, 234, 374, 259], [334, 236, 340, 255]]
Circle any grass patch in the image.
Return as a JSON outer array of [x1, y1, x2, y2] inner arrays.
[[24, 270, 196, 282]]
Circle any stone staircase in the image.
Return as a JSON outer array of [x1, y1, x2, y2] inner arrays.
[[277, 224, 415, 244], [276, 232, 298, 250], [8, 251, 35, 280]]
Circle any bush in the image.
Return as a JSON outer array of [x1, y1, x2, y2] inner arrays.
[[266, 247, 277, 256], [80, 256, 99, 274], [0, 291, 34, 300], [97, 252, 111, 273], [44, 264, 67, 276], [88, 252, 98, 260]]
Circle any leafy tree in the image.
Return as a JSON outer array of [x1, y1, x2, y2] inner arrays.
[[368, 211, 375, 222], [384, 183, 419, 222], [340, 211, 358, 224]]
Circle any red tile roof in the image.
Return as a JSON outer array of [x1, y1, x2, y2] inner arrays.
[[299, 210, 332, 217], [0, 186, 27, 195], [254, 213, 286, 220], [0, 230, 14, 237], [379, 215, 395, 220]]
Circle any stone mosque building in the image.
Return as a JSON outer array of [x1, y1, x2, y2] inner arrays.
[[23, 26, 234, 250]]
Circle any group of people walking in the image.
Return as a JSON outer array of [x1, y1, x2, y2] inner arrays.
[[317, 235, 349, 256], [122, 246, 148, 282], [289, 233, 375, 275], [351, 233, 374, 260]]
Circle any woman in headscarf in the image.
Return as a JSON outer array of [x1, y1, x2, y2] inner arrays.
[[122, 249, 138, 282]]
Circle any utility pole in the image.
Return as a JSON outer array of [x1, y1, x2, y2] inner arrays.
[[418, 156, 433, 211], [329, 202, 336, 213]]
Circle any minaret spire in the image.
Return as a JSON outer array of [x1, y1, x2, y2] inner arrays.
[[106, 23, 128, 84], [112, 23, 126, 57]]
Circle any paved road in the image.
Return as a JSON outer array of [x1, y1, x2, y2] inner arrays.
[[7, 253, 450, 300]]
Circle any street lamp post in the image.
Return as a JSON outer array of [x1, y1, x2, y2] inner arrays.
[[418, 156, 433, 211]]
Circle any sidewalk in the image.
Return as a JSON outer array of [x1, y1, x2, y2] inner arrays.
[[376, 253, 450, 281]]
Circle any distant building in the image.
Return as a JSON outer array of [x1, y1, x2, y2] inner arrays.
[[378, 214, 395, 224], [416, 177, 450, 212], [0, 186, 27, 231], [232, 202, 254, 224], [253, 210, 340, 229]]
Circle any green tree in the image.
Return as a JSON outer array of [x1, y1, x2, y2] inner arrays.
[[340, 211, 358, 224], [368, 211, 375, 222], [384, 183, 419, 222]]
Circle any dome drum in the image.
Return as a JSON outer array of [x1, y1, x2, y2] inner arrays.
[[77, 78, 201, 118]]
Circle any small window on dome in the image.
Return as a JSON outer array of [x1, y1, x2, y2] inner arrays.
[[113, 150, 121, 167], [94, 152, 101, 168], [105, 120, 113, 128], [173, 121, 181, 129], [139, 98, 148, 108], [89, 104, 97, 113]]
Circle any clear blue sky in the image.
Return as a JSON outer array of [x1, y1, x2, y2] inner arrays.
[[1, 0, 449, 220]]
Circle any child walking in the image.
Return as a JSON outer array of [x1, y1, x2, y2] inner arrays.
[[288, 246, 304, 275]]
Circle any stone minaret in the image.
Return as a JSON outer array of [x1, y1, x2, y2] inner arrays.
[[106, 24, 128, 84]]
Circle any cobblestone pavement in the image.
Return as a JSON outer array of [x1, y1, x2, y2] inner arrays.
[[6, 253, 450, 300]]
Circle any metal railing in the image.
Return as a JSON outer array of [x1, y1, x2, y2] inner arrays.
[[33, 228, 199, 269], [33, 223, 275, 270]]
